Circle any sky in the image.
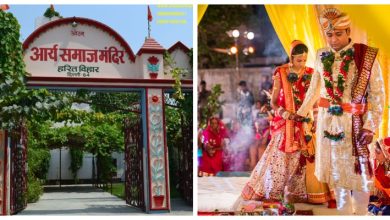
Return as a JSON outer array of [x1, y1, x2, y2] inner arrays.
[[8, 4, 193, 53]]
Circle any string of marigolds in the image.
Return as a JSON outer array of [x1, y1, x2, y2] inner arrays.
[[320, 48, 354, 141], [321, 48, 354, 105], [287, 70, 312, 109]]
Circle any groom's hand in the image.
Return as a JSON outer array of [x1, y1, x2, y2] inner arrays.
[[359, 129, 374, 145]]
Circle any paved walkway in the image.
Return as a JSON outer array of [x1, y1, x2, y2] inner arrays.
[[18, 185, 192, 215]]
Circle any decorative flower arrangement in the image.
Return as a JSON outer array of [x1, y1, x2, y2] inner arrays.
[[321, 48, 353, 142], [148, 56, 159, 65], [328, 105, 343, 116], [289, 68, 312, 109], [287, 72, 298, 83], [321, 48, 354, 104], [278, 195, 295, 215], [301, 74, 312, 82], [304, 135, 312, 143], [324, 130, 345, 141], [147, 56, 160, 79], [152, 95, 159, 103]]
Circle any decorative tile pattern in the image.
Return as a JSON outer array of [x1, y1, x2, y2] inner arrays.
[[147, 89, 168, 209]]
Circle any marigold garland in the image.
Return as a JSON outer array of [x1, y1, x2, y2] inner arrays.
[[320, 48, 354, 104], [288, 69, 312, 109]]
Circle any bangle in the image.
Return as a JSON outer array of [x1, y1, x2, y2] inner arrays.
[[277, 107, 285, 116], [282, 111, 290, 120]]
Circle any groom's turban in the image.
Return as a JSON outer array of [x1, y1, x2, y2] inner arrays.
[[320, 8, 351, 32]]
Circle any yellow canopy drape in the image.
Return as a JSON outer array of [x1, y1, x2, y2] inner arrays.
[[198, 5, 208, 25], [335, 5, 390, 138], [264, 5, 326, 67]]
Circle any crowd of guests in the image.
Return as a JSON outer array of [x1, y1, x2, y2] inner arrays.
[[198, 79, 273, 176]]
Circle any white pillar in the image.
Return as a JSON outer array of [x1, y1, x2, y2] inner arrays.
[[145, 88, 170, 212]]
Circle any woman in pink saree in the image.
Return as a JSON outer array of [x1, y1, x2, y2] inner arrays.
[[199, 117, 228, 176]]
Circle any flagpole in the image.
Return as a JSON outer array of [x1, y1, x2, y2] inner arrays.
[[147, 5, 152, 39], [148, 19, 150, 38]]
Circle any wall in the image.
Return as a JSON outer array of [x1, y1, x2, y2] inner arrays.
[[198, 67, 273, 119], [165, 49, 192, 80], [47, 148, 125, 181], [24, 21, 139, 79]]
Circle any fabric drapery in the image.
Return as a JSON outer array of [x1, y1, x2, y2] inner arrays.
[[198, 5, 208, 25], [264, 5, 326, 68]]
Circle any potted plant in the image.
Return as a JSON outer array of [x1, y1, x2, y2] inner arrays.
[[151, 158, 165, 207], [153, 185, 165, 207], [149, 72, 158, 79]]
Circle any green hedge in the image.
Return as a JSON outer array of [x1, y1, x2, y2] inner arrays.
[[27, 147, 50, 180], [27, 147, 50, 203], [27, 174, 43, 203]]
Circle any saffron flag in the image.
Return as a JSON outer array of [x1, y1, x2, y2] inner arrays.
[[0, 4, 9, 11], [148, 5, 153, 22]]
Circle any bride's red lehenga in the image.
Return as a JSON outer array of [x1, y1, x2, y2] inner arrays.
[[242, 60, 332, 205]]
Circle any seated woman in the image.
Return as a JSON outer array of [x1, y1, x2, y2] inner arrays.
[[366, 137, 390, 215], [199, 117, 228, 176]]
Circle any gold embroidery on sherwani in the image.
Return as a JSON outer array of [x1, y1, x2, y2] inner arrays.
[[351, 45, 378, 175]]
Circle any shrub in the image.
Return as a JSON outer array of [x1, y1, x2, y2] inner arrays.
[[26, 174, 43, 203], [69, 148, 83, 183], [27, 147, 50, 180]]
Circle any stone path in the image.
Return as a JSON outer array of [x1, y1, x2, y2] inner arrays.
[[18, 185, 192, 215]]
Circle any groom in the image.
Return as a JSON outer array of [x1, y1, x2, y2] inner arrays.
[[295, 8, 385, 215]]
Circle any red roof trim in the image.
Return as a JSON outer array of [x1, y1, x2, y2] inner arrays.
[[137, 48, 166, 56], [167, 41, 190, 53], [22, 17, 136, 62], [27, 76, 193, 85], [137, 38, 166, 56]]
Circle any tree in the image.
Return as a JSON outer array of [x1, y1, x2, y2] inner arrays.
[[198, 84, 224, 128], [1, 10, 71, 203], [198, 5, 286, 69], [198, 5, 255, 69], [0, 10, 71, 131]]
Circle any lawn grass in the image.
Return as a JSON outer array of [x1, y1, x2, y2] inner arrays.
[[105, 183, 125, 199], [105, 182, 181, 199]]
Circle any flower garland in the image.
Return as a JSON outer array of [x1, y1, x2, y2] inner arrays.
[[304, 134, 312, 143], [321, 48, 353, 142], [324, 130, 345, 141], [320, 48, 354, 104], [287, 72, 298, 83], [327, 105, 343, 116], [287, 69, 312, 109]]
